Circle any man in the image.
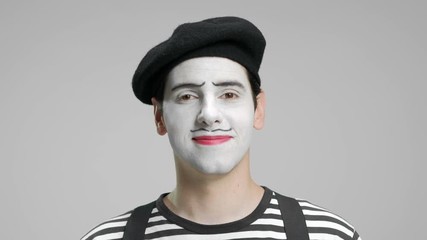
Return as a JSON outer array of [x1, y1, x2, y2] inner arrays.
[[81, 16, 361, 240]]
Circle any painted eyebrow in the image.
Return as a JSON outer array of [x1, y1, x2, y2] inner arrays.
[[212, 81, 245, 90], [171, 82, 205, 92]]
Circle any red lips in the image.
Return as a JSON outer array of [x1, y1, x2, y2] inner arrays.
[[192, 135, 233, 145]]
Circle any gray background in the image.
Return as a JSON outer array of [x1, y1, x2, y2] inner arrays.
[[1, 1, 425, 239]]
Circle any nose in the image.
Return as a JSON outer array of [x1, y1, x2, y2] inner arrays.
[[196, 98, 222, 126]]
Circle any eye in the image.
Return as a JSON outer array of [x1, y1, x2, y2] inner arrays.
[[220, 92, 239, 99], [177, 93, 197, 102]]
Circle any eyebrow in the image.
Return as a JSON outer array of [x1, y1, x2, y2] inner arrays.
[[171, 82, 205, 92], [212, 81, 245, 89], [170, 80, 246, 92]]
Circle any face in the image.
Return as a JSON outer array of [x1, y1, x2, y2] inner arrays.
[[153, 57, 265, 175]]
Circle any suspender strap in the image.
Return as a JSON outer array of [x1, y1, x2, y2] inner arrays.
[[123, 193, 309, 240], [123, 201, 156, 240], [276, 193, 310, 240]]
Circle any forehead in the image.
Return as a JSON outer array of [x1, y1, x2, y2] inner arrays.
[[165, 57, 251, 88]]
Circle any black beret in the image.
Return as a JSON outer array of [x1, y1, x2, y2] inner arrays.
[[132, 16, 266, 105]]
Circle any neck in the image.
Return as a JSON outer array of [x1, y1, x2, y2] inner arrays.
[[164, 152, 264, 224]]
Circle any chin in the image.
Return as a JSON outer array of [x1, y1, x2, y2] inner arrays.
[[192, 160, 239, 176], [197, 167, 232, 176]]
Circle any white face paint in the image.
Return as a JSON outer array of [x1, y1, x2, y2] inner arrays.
[[160, 57, 257, 175]]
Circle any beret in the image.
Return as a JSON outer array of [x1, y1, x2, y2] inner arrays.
[[132, 16, 266, 104]]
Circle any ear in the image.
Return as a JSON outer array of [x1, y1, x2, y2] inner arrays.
[[253, 90, 266, 130], [152, 97, 167, 135]]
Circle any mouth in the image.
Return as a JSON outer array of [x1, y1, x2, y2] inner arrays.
[[192, 135, 233, 145]]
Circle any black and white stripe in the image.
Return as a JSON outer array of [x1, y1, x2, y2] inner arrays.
[[298, 199, 361, 240], [81, 212, 130, 240], [81, 190, 361, 240], [144, 194, 285, 240]]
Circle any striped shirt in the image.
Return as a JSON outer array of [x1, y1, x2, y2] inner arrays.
[[81, 188, 361, 240]]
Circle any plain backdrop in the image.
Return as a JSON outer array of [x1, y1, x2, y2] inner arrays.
[[1, 1, 426, 240]]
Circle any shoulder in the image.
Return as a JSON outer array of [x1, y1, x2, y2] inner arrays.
[[296, 198, 361, 240], [80, 210, 132, 240]]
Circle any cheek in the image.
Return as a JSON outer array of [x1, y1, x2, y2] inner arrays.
[[228, 105, 255, 128], [162, 104, 195, 133], [229, 95, 255, 124]]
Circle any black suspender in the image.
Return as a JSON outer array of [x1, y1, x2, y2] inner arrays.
[[276, 193, 310, 240], [123, 193, 309, 240], [122, 201, 155, 240]]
